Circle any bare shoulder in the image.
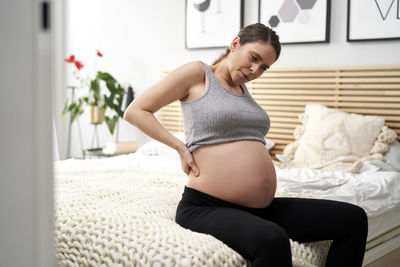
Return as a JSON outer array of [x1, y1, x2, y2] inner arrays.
[[182, 61, 205, 74], [169, 61, 205, 86], [128, 61, 206, 113]]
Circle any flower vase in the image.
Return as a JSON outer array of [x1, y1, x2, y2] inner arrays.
[[88, 105, 104, 124]]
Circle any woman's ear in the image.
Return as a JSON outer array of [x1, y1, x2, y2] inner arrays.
[[230, 36, 240, 52]]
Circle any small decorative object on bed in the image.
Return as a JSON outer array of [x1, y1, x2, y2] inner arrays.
[[185, 0, 243, 49], [347, 0, 400, 42], [280, 104, 398, 172], [102, 141, 139, 155], [258, 0, 331, 44]]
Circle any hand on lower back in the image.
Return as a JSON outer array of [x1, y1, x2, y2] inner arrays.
[[179, 148, 200, 177]]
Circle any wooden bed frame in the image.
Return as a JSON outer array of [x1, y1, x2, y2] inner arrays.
[[158, 65, 400, 265], [158, 65, 400, 159]]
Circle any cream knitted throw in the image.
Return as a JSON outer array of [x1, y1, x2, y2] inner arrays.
[[55, 159, 331, 267]]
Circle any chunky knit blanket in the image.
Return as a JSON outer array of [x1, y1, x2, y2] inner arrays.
[[55, 159, 331, 267]]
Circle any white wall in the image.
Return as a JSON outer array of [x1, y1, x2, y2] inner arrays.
[[59, 0, 400, 158]]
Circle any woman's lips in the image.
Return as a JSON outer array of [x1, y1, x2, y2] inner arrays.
[[242, 72, 249, 80]]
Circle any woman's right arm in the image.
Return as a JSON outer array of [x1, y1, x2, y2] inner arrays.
[[123, 61, 204, 176]]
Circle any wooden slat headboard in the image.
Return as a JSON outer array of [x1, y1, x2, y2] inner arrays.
[[158, 65, 400, 157]]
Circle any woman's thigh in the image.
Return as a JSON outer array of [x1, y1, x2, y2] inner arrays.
[[176, 205, 291, 262], [261, 197, 368, 243]]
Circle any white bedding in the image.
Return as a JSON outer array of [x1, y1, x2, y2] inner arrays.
[[54, 153, 400, 266], [59, 153, 400, 220], [276, 161, 400, 219], [274, 160, 400, 242]]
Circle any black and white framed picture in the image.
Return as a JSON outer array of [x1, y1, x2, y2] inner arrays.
[[185, 0, 244, 49], [258, 0, 331, 44], [347, 0, 400, 42]]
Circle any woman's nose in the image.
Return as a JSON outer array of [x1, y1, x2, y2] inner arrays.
[[250, 65, 260, 73]]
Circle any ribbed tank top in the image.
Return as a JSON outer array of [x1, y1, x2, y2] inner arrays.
[[180, 62, 270, 152]]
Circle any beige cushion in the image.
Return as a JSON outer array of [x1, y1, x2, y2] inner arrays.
[[281, 104, 397, 172]]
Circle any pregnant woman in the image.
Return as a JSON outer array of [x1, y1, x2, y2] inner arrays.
[[124, 23, 368, 267]]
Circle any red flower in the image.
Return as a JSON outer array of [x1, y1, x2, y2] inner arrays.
[[64, 54, 75, 63], [74, 60, 84, 70], [96, 50, 103, 57]]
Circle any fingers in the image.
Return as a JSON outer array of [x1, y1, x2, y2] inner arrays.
[[179, 149, 200, 177], [181, 159, 199, 177], [188, 161, 200, 177], [182, 164, 190, 176]]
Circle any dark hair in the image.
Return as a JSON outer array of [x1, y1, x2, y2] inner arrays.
[[212, 23, 281, 65]]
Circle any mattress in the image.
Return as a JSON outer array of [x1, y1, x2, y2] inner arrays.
[[364, 212, 400, 266], [54, 153, 400, 266], [366, 204, 400, 250], [369, 204, 400, 240], [55, 158, 329, 267]]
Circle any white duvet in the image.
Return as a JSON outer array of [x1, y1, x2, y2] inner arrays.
[[276, 161, 400, 218], [54, 153, 400, 267]]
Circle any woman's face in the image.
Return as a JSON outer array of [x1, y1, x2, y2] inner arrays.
[[228, 38, 277, 85]]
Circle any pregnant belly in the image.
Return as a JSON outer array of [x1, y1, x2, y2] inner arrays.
[[187, 140, 277, 208]]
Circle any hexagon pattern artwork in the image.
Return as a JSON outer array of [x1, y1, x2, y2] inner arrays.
[[260, 0, 329, 43], [269, 15, 280, 28], [267, 0, 319, 28], [296, 0, 317, 9], [279, 0, 299, 22], [298, 11, 311, 25]]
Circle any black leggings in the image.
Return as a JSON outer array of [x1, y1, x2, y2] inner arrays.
[[175, 187, 368, 267]]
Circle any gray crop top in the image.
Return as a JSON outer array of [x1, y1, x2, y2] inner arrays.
[[180, 61, 270, 152]]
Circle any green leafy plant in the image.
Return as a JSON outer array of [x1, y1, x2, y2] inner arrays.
[[62, 51, 125, 135]]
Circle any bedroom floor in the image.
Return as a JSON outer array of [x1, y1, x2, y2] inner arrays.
[[366, 248, 400, 267]]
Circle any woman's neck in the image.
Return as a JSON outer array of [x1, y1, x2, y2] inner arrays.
[[211, 61, 236, 88], [210, 61, 243, 95]]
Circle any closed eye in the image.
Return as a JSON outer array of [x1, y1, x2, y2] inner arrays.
[[251, 53, 269, 71]]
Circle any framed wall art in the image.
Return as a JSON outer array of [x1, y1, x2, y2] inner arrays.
[[347, 0, 400, 42], [258, 0, 331, 44], [185, 0, 244, 49]]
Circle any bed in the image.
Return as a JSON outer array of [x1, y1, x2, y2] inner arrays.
[[55, 65, 400, 266]]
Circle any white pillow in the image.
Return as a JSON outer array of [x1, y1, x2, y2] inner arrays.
[[282, 104, 389, 172], [384, 140, 400, 171]]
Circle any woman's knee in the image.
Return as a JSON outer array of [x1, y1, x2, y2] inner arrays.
[[254, 224, 291, 257], [352, 205, 368, 237], [251, 224, 292, 266], [337, 203, 368, 241], [346, 204, 368, 230]]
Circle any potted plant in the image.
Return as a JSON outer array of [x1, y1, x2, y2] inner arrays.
[[62, 51, 125, 135]]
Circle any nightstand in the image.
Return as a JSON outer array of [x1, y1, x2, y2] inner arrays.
[[83, 141, 139, 159], [83, 148, 114, 159]]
